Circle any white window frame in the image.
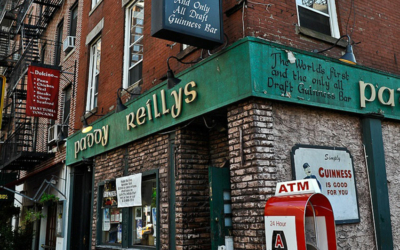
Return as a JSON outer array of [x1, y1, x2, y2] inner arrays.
[[92, 0, 101, 9], [86, 38, 101, 112], [123, 0, 144, 89], [296, 0, 340, 38]]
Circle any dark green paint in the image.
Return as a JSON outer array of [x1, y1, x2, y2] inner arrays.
[[361, 116, 393, 250], [209, 165, 231, 250], [67, 37, 400, 165]]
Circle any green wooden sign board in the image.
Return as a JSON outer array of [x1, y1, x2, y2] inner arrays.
[[67, 37, 400, 165]]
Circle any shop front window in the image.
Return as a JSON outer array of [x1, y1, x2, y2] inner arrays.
[[131, 176, 157, 247], [101, 181, 123, 245], [97, 171, 158, 248]]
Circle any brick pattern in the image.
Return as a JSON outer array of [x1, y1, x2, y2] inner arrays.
[[227, 99, 275, 250], [174, 127, 211, 250]]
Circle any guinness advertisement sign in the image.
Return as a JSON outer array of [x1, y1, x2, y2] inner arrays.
[[151, 0, 224, 49]]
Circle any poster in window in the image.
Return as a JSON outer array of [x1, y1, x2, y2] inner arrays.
[[103, 208, 111, 231], [291, 145, 360, 224], [116, 174, 142, 208]]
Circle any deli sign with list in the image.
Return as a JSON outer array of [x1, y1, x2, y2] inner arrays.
[[151, 0, 224, 49], [26, 65, 60, 120]]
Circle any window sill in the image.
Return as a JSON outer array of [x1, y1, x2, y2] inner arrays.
[[89, 0, 103, 16], [83, 107, 98, 119], [296, 26, 347, 48], [63, 47, 76, 62], [176, 45, 198, 60]]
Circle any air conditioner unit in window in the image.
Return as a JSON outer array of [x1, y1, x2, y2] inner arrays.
[[48, 124, 62, 144], [63, 36, 76, 53]]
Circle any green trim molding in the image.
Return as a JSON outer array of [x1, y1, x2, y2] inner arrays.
[[66, 37, 400, 165]]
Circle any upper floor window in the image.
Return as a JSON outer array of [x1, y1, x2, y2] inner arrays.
[[86, 38, 101, 112], [55, 21, 63, 65], [296, 0, 339, 38], [92, 0, 101, 9], [123, 0, 144, 88], [70, 4, 78, 37]]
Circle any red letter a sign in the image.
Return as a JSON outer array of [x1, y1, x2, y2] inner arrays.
[[272, 231, 288, 250]]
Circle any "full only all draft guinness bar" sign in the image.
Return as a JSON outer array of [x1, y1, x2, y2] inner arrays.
[[151, 0, 224, 49]]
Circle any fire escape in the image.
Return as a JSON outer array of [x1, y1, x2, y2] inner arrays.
[[0, 0, 63, 171]]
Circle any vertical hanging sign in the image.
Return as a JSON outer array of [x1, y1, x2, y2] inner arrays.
[[151, 0, 224, 49], [26, 65, 60, 120]]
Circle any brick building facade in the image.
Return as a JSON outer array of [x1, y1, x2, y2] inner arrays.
[[2, 0, 400, 249], [64, 0, 400, 249]]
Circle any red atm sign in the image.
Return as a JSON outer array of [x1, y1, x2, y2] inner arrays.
[[275, 179, 321, 196]]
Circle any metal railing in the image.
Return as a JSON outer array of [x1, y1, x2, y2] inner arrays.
[[0, 122, 52, 168]]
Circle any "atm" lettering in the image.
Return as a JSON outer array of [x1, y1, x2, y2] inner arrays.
[[278, 182, 309, 193]]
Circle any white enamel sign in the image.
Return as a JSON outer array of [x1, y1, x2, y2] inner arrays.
[[291, 145, 360, 223]]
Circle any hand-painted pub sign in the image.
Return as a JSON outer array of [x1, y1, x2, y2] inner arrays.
[[26, 65, 60, 120], [291, 145, 360, 224], [151, 0, 224, 49]]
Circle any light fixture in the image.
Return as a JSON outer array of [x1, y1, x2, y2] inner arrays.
[[82, 117, 93, 133], [166, 56, 200, 89], [314, 34, 356, 65], [167, 56, 182, 89], [115, 86, 142, 113]]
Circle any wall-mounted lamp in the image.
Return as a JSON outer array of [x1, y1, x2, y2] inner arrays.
[[115, 86, 142, 113], [82, 117, 93, 133], [166, 56, 200, 89], [314, 34, 357, 65]]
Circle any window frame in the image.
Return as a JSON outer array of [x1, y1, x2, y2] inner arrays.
[[96, 169, 160, 249], [296, 0, 340, 38], [86, 37, 101, 113], [92, 0, 101, 9], [55, 20, 64, 66], [69, 3, 78, 37], [123, 0, 144, 89]]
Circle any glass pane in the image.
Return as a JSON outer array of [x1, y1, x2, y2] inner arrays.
[[299, 6, 330, 36], [224, 204, 231, 214], [131, 176, 156, 246], [302, 0, 328, 14], [95, 40, 101, 74], [223, 191, 231, 201], [129, 61, 142, 86], [224, 217, 232, 227], [101, 181, 122, 244]]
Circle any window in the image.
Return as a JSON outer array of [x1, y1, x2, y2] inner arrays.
[[69, 4, 78, 37], [86, 38, 101, 112], [131, 176, 157, 247], [55, 21, 63, 65], [100, 181, 122, 244], [123, 0, 144, 88], [296, 0, 339, 38], [92, 0, 101, 9], [97, 171, 158, 248]]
